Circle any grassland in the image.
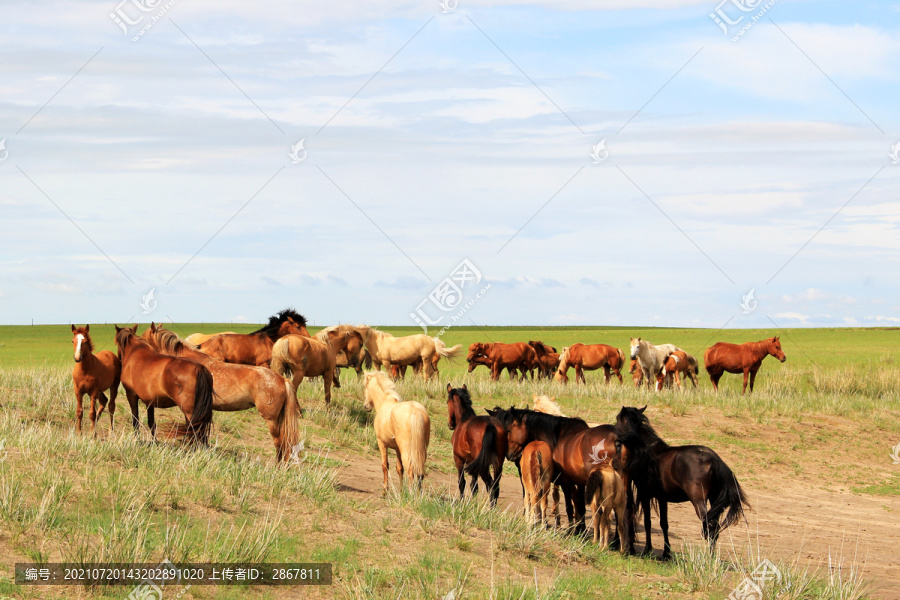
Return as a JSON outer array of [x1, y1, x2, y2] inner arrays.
[[0, 324, 897, 599]]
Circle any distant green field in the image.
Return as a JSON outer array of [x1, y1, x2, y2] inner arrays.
[[1, 322, 896, 375]]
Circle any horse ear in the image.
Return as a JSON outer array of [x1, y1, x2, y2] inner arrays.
[[446, 383, 452, 392], [462, 383, 467, 390], [85, 324, 90, 332], [639, 405, 647, 413], [550, 396, 556, 402], [533, 394, 538, 400], [114, 325, 121, 332], [71, 324, 76, 332], [133, 324, 139, 332]]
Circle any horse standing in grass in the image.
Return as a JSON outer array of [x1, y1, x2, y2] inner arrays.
[[364, 372, 431, 494], [198, 309, 309, 366], [142, 324, 300, 462], [528, 341, 560, 379], [615, 406, 749, 558], [114, 325, 214, 445], [704, 337, 786, 394], [554, 343, 624, 384], [657, 350, 700, 391], [270, 327, 360, 404], [630, 338, 680, 389], [71, 325, 121, 436], [356, 326, 461, 378], [521, 440, 558, 527], [446, 384, 507, 506], [586, 464, 628, 550]]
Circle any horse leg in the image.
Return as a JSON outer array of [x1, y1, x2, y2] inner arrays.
[[709, 369, 722, 392], [491, 462, 502, 507], [551, 484, 561, 529], [395, 449, 404, 487], [74, 389, 84, 434], [125, 388, 140, 435], [378, 440, 390, 496], [89, 392, 99, 438], [323, 370, 333, 405], [604, 364, 611, 384], [748, 368, 759, 393], [659, 500, 672, 560], [614, 367, 623, 383], [147, 405, 157, 441], [456, 463, 466, 499], [108, 384, 117, 432], [642, 497, 654, 555], [576, 365, 586, 384], [742, 368, 750, 394]]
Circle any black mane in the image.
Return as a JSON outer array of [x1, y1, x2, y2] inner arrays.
[[449, 386, 476, 420], [616, 406, 665, 447], [505, 406, 588, 447], [251, 308, 307, 340]]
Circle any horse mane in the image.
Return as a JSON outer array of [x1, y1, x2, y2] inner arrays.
[[615, 429, 662, 501], [315, 324, 356, 342], [152, 327, 192, 356], [510, 407, 588, 446], [533, 395, 566, 417], [367, 370, 402, 402], [616, 407, 667, 448], [450, 387, 477, 419], [251, 308, 308, 340]]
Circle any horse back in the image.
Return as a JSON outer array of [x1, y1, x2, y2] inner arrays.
[[705, 342, 754, 372], [553, 424, 614, 484]]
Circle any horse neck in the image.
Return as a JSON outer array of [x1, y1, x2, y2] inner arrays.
[[749, 341, 769, 360], [369, 385, 396, 412], [451, 398, 475, 423]]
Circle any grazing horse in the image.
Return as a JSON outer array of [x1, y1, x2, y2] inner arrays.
[[630, 338, 680, 389], [197, 309, 309, 366], [71, 325, 121, 436], [270, 327, 360, 404], [490, 407, 630, 549], [554, 343, 624, 384], [615, 406, 749, 558], [528, 341, 560, 379], [657, 350, 700, 391], [586, 464, 627, 550], [142, 324, 300, 461], [364, 371, 431, 494], [114, 326, 214, 445], [466, 342, 536, 381], [446, 384, 507, 506], [467, 354, 521, 379], [704, 337, 786, 394], [357, 326, 461, 378], [521, 441, 559, 527]]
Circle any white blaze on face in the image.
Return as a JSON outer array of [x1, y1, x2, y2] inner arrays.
[[74, 334, 85, 360]]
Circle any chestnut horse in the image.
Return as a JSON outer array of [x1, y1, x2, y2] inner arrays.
[[142, 324, 300, 461], [489, 407, 630, 549], [656, 350, 700, 390], [528, 341, 560, 379], [466, 342, 536, 381], [270, 326, 361, 404], [629, 359, 644, 387], [71, 325, 121, 436], [114, 326, 214, 445], [704, 337, 786, 394], [554, 343, 624, 384], [446, 384, 507, 506], [198, 309, 309, 366], [521, 440, 559, 527], [467, 354, 521, 379], [615, 406, 749, 558]]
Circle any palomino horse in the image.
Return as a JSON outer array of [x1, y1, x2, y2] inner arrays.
[[198, 309, 309, 366], [630, 338, 680, 389], [466, 342, 536, 381], [586, 463, 628, 550], [184, 331, 236, 346], [657, 350, 700, 390], [554, 343, 625, 384], [615, 406, 749, 558], [270, 327, 360, 404], [528, 341, 560, 379], [114, 325, 214, 445], [364, 371, 431, 494], [704, 337, 786, 394], [357, 326, 461, 378], [142, 324, 300, 461], [521, 440, 559, 527], [71, 325, 121, 436], [490, 407, 630, 549], [446, 384, 507, 506]]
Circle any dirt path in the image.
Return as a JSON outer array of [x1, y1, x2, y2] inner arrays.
[[328, 445, 900, 599]]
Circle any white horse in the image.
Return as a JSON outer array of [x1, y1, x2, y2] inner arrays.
[[629, 338, 680, 389], [363, 371, 431, 494], [355, 325, 461, 378]]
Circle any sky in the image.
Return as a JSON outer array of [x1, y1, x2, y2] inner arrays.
[[1, 0, 899, 329]]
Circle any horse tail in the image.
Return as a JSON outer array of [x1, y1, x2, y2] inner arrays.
[[270, 337, 294, 379], [406, 408, 430, 484], [277, 378, 301, 462], [585, 468, 604, 509], [177, 366, 213, 445], [616, 348, 625, 368], [531, 449, 545, 503], [464, 423, 498, 477], [362, 348, 373, 370], [434, 338, 462, 360], [708, 454, 750, 530]]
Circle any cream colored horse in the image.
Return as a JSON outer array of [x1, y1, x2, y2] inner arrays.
[[184, 332, 236, 346], [587, 465, 628, 550], [629, 338, 680, 389], [355, 325, 461, 378], [533, 394, 601, 428], [364, 371, 431, 494]]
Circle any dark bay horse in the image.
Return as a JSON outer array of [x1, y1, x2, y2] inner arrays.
[[71, 325, 121, 436], [142, 324, 300, 461], [198, 309, 309, 366], [614, 406, 749, 559], [115, 325, 214, 445], [446, 384, 507, 506], [466, 342, 536, 381], [704, 337, 786, 393], [490, 407, 629, 547]]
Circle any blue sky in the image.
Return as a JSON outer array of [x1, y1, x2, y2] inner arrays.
[[1, 0, 899, 328]]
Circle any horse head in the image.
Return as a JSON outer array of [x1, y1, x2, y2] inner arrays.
[[446, 383, 467, 430], [629, 337, 642, 360], [615, 405, 648, 433], [71, 324, 90, 362], [768, 337, 786, 362], [113, 324, 140, 357], [466, 342, 487, 362]]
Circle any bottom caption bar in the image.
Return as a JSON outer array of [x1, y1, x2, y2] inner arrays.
[[15, 563, 332, 586]]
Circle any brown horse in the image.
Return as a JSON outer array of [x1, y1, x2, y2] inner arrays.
[[630, 359, 644, 387], [71, 325, 121, 436], [704, 337, 786, 393], [656, 350, 700, 390], [142, 324, 300, 461], [466, 342, 536, 381], [615, 406, 749, 558], [270, 328, 360, 404], [555, 343, 624, 384], [446, 384, 507, 506], [528, 341, 560, 379], [114, 325, 214, 445], [467, 354, 521, 379], [334, 333, 371, 384], [490, 407, 630, 548], [521, 440, 559, 527], [198, 309, 309, 366]]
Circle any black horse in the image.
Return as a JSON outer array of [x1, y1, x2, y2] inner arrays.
[[614, 406, 749, 559]]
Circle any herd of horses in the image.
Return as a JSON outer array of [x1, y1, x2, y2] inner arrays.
[[67, 309, 788, 558]]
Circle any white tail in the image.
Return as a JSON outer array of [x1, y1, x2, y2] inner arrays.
[[406, 410, 431, 484], [434, 338, 462, 360]]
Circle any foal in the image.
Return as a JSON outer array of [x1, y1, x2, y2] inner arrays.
[[521, 440, 559, 527], [71, 325, 121, 436]]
